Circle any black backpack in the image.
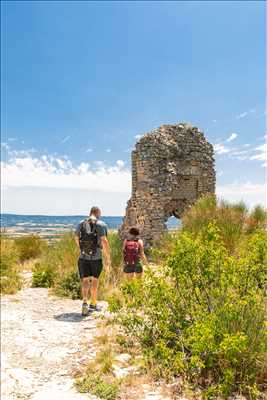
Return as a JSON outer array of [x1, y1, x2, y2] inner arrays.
[[79, 220, 99, 257]]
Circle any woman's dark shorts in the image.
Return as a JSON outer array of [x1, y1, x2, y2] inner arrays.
[[123, 261, 143, 274], [78, 258, 103, 279]]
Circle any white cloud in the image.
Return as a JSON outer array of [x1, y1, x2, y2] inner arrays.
[[106, 149, 111, 153], [1, 143, 37, 157], [11, 148, 37, 157], [250, 143, 267, 167], [230, 150, 249, 157], [213, 141, 253, 161], [116, 160, 125, 169], [217, 182, 267, 208], [214, 143, 231, 154], [236, 112, 248, 120], [61, 135, 71, 144], [54, 157, 73, 170], [86, 148, 93, 153], [1, 149, 131, 215], [135, 135, 142, 140], [226, 133, 238, 142], [212, 119, 217, 123], [1, 154, 131, 193]]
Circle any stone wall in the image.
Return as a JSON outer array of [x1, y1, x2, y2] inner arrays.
[[120, 123, 216, 247]]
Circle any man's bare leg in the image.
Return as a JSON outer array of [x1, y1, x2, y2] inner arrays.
[[90, 277, 99, 306], [82, 277, 90, 302]]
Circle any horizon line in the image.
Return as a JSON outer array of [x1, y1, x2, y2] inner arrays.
[[0, 213, 124, 218]]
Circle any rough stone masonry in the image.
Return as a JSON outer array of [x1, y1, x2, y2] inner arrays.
[[120, 123, 216, 247]]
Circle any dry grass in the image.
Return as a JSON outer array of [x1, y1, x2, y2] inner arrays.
[[95, 332, 110, 346], [95, 345, 115, 374], [1, 236, 22, 294], [182, 195, 267, 254]]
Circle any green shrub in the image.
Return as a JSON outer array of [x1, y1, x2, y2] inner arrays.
[[247, 205, 267, 233], [116, 223, 267, 397], [76, 374, 119, 400], [107, 288, 124, 313], [32, 262, 56, 288], [0, 237, 22, 294], [33, 232, 80, 296], [14, 235, 45, 262], [149, 230, 180, 264], [54, 270, 81, 299]]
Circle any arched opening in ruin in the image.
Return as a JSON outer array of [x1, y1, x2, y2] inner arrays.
[[166, 215, 181, 230], [163, 199, 187, 231]]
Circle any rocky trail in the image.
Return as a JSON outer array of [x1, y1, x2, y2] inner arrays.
[[1, 282, 105, 399], [1, 272, 173, 400]]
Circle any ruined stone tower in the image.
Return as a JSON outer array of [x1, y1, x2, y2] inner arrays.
[[120, 123, 216, 247]]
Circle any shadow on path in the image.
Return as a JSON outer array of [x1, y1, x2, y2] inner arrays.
[[54, 312, 87, 322]]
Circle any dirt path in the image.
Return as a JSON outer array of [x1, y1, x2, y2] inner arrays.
[[1, 284, 107, 400]]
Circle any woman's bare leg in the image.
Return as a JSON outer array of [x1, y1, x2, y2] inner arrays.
[[124, 272, 134, 281]]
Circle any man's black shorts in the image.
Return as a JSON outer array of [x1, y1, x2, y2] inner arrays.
[[78, 258, 103, 279]]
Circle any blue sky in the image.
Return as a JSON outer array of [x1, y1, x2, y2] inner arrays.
[[1, 1, 266, 215]]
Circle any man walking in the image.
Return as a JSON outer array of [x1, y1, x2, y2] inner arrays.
[[75, 206, 111, 316]]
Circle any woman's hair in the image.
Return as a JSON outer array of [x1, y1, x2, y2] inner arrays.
[[129, 227, 140, 236]]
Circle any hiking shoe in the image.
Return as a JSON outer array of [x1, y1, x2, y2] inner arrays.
[[89, 303, 100, 312], [81, 302, 89, 316]]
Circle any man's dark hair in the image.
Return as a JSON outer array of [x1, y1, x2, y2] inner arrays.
[[129, 227, 140, 236], [90, 206, 101, 216]]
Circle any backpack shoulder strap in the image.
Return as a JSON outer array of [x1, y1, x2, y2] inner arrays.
[[90, 220, 98, 234], [79, 220, 86, 237]]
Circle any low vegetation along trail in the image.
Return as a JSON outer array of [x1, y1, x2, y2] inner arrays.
[[1, 271, 107, 400]]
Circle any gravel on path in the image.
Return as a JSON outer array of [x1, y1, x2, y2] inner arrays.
[[1, 286, 106, 400]]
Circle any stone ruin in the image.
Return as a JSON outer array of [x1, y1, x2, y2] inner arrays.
[[120, 123, 216, 247]]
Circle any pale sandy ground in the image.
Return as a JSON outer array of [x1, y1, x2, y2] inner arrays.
[[1, 272, 174, 400], [1, 285, 100, 400]]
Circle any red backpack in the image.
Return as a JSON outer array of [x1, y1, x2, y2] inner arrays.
[[124, 240, 140, 266]]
